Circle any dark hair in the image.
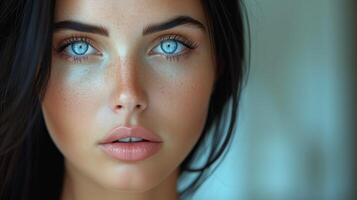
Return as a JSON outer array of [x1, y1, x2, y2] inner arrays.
[[0, 0, 249, 199], [179, 0, 249, 198]]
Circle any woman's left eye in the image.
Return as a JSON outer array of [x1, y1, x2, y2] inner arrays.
[[151, 39, 193, 61]]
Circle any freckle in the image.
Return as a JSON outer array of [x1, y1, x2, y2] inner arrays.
[[158, 84, 165, 95]]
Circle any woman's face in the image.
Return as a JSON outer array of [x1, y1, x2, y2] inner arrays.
[[41, 0, 215, 194]]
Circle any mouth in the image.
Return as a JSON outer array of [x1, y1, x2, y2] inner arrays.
[[98, 126, 163, 161], [110, 137, 150, 143], [99, 125, 163, 144]]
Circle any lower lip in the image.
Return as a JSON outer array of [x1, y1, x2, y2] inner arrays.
[[99, 142, 162, 161]]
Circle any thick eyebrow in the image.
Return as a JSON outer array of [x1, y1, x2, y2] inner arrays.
[[54, 20, 109, 36], [142, 16, 206, 35], [53, 16, 205, 37]]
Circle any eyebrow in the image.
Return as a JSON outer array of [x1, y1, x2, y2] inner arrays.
[[142, 16, 206, 35], [53, 15, 205, 37], [54, 20, 109, 36]]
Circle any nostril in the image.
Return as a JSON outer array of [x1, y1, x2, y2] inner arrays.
[[115, 104, 142, 110]]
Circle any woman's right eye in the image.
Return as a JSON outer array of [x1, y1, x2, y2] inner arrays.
[[63, 41, 98, 57], [54, 37, 102, 63]]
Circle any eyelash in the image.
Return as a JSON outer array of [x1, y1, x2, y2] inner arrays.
[[153, 34, 199, 62], [54, 35, 97, 63], [54, 34, 199, 63]]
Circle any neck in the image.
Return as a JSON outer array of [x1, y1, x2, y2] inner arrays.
[[60, 161, 179, 200]]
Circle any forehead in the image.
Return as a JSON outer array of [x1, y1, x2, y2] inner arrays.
[[54, 0, 207, 32]]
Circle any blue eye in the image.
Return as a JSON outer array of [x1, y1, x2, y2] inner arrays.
[[63, 41, 98, 57], [160, 40, 178, 54], [152, 39, 186, 56], [55, 37, 102, 63], [150, 35, 198, 61], [71, 41, 89, 55]]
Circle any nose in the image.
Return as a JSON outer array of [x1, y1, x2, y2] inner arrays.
[[114, 93, 147, 112], [112, 59, 148, 114]]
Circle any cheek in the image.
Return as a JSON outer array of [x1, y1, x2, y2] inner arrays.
[[152, 62, 215, 160], [41, 66, 106, 158], [165, 80, 211, 132]]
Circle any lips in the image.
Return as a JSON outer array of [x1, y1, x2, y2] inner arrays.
[[98, 126, 163, 161], [99, 126, 163, 144]]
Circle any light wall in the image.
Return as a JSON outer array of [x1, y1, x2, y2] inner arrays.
[[191, 0, 356, 199]]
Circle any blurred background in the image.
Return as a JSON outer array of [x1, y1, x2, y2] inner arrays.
[[189, 0, 356, 199]]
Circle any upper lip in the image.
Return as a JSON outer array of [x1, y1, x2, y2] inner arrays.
[[99, 126, 162, 144]]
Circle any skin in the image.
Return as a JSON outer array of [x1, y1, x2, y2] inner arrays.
[[41, 0, 216, 199]]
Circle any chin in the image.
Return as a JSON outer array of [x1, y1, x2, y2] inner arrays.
[[97, 169, 158, 193]]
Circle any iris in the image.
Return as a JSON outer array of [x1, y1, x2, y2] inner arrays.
[[160, 39, 178, 54], [71, 41, 89, 55]]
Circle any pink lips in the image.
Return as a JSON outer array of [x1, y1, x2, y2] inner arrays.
[[98, 126, 163, 162]]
